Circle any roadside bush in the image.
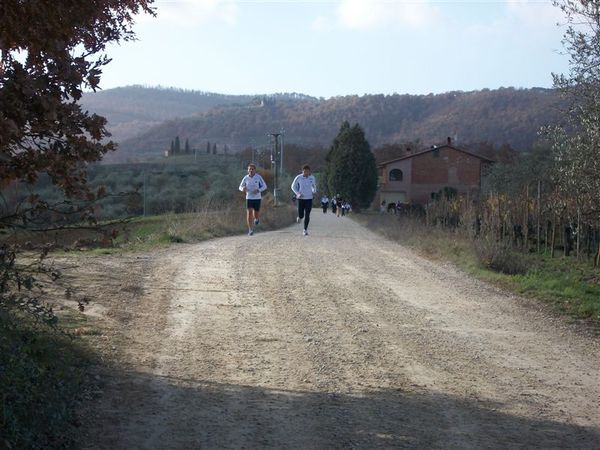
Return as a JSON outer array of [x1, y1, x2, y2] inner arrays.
[[0, 313, 85, 449], [473, 236, 529, 275], [0, 244, 89, 449]]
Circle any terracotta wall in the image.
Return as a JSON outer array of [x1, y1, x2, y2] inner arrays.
[[379, 147, 484, 205]]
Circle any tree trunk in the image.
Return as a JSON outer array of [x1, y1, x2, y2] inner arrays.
[[498, 193, 503, 242], [524, 184, 529, 252], [545, 219, 549, 254], [576, 208, 581, 259], [563, 218, 567, 257], [536, 180, 541, 253], [595, 227, 600, 267], [551, 216, 556, 258]]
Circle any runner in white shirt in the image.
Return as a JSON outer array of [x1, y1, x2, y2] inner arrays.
[[239, 163, 267, 236], [291, 165, 317, 236]]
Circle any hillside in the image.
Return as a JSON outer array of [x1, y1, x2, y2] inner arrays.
[[81, 86, 564, 162], [80, 85, 284, 143]]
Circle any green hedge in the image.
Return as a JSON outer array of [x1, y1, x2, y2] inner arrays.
[[0, 312, 85, 449]]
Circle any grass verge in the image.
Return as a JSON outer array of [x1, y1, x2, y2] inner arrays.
[[56, 202, 296, 254]]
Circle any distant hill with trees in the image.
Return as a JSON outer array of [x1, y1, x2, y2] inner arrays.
[[80, 85, 310, 143], [82, 86, 564, 162]]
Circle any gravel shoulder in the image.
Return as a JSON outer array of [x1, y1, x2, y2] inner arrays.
[[66, 212, 600, 449]]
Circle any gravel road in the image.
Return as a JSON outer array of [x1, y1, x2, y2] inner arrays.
[[76, 212, 600, 449]]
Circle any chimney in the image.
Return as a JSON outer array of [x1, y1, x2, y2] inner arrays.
[[447, 136, 452, 146]]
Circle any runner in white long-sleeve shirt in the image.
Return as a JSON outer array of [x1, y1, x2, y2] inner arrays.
[[239, 163, 267, 236], [291, 165, 317, 236]]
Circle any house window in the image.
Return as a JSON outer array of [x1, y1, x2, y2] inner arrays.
[[389, 169, 403, 181]]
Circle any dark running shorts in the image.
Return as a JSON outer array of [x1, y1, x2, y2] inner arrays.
[[247, 199, 261, 211]]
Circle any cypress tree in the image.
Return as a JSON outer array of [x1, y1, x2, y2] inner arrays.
[[174, 136, 181, 154], [184, 138, 190, 154], [324, 121, 378, 210], [206, 141, 211, 154]]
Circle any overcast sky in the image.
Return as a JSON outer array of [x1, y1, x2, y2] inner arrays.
[[99, 0, 570, 98]]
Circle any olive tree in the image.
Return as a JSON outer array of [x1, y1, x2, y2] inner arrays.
[[545, 0, 600, 262]]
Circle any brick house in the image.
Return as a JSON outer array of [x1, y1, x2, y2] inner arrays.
[[377, 138, 493, 206]]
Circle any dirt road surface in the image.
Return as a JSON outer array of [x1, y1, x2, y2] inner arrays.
[[70, 212, 600, 449]]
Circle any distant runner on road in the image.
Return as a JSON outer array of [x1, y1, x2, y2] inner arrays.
[[239, 163, 267, 236], [291, 165, 317, 236], [320, 194, 329, 214]]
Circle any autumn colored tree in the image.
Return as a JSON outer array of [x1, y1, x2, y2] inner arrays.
[[1, 0, 155, 294], [1, 0, 155, 199], [1, 0, 155, 257], [1, 1, 156, 447], [279, 143, 328, 174], [2, 0, 155, 297]]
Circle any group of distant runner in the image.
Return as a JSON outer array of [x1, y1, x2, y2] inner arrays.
[[318, 195, 351, 217]]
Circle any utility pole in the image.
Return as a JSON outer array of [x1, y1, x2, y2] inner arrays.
[[280, 130, 285, 174], [268, 133, 281, 206]]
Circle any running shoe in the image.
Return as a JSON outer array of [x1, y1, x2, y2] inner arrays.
[[303, 229, 308, 236], [254, 218, 259, 225], [248, 229, 254, 236], [296, 217, 301, 223]]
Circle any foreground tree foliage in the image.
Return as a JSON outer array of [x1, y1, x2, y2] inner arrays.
[[324, 121, 378, 210], [1, 0, 155, 300], [544, 0, 600, 264], [1, 0, 153, 197], [1, 1, 154, 447]]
